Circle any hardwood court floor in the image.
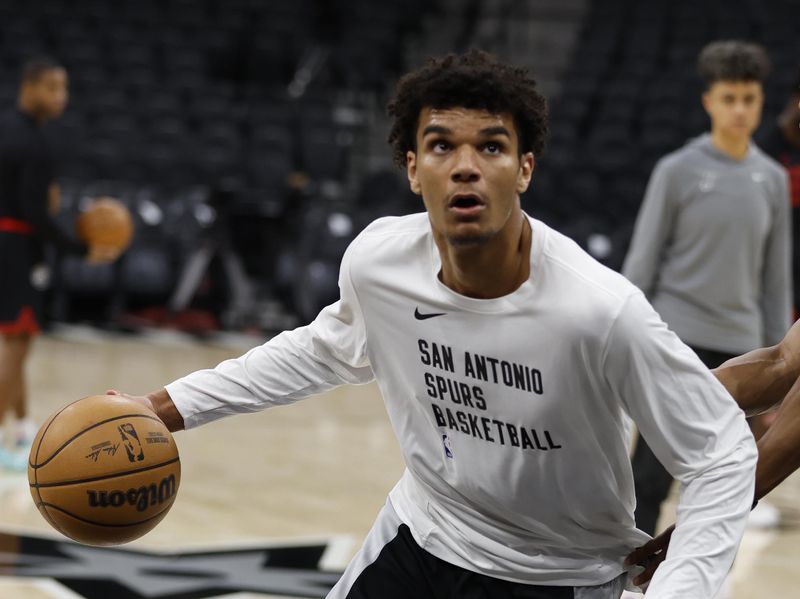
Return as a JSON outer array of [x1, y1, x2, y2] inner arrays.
[[0, 326, 797, 598]]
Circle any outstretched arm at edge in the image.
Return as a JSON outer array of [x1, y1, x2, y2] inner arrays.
[[105, 234, 371, 433], [712, 318, 800, 415]]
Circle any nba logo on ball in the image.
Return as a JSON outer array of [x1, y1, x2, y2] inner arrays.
[[118, 423, 145, 462]]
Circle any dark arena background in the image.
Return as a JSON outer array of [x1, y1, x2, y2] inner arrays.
[[0, 0, 798, 597]]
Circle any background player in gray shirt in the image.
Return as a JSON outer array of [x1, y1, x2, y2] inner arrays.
[[623, 40, 792, 537]]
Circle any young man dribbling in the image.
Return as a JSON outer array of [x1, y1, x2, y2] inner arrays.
[[115, 51, 757, 598]]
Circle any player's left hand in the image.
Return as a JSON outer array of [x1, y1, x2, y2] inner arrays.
[[624, 524, 675, 587]]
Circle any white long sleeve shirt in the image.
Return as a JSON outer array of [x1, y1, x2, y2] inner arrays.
[[167, 213, 757, 598]]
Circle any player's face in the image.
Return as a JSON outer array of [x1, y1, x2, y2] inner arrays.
[[702, 80, 763, 141], [406, 107, 533, 247], [27, 68, 69, 120]]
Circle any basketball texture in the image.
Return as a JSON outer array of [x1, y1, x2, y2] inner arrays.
[[28, 395, 180, 546], [76, 196, 134, 252]]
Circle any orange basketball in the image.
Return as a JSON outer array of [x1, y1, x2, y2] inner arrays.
[[76, 196, 134, 251], [28, 395, 180, 546]]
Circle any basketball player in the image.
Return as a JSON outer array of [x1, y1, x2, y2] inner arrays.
[[622, 40, 791, 537], [114, 51, 757, 598], [626, 90, 800, 590], [758, 70, 800, 308], [0, 57, 117, 470]]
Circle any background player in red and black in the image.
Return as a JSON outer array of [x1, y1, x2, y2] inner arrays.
[[758, 70, 800, 312], [0, 57, 116, 470]]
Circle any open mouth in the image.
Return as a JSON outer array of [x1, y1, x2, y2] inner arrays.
[[448, 194, 485, 211]]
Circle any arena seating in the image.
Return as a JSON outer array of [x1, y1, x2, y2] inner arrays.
[[0, 0, 434, 328], [526, 0, 800, 271], [0, 0, 797, 328]]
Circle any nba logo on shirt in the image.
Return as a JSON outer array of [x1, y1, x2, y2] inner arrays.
[[699, 171, 717, 192], [442, 434, 454, 458]]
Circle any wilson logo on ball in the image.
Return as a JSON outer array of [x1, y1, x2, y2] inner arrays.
[[118, 423, 145, 462], [86, 474, 177, 512]]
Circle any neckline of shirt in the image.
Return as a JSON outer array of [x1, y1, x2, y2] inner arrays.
[[427, 213, 544, 313], [696, 132, 757, 165]]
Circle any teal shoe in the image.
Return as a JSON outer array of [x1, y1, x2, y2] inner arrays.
[[0, 445, 28, 472]]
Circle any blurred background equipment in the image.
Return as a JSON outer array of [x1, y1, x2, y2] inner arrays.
[[76, 196, 134, 252]]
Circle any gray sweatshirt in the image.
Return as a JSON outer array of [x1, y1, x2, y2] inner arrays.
[[623, 133, 792, 353]]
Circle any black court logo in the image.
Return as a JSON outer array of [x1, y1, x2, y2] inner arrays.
[[414, 307, 446, 320], [0, 529, 341, 598], [118, 423, 145, 462]]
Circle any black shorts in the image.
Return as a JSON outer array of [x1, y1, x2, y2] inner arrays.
[[328, 499, 627, 599], [0, 231, 43, 335]]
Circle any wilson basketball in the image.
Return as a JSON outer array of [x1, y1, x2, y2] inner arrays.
[[28, 395, 180, 546], [76, 197, 134, 251]]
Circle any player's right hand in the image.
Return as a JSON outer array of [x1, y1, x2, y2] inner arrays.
[[107, 388, 185, 432], [106, 389, 156, 413]]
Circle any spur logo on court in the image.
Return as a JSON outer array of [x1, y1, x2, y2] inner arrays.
[[86, 474, 177, 512], [118, 423, 145, 462]]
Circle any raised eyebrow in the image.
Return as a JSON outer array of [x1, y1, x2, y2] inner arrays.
[[420, 125, 512, 138], [421, 125, 452, 138], [479, 126, 511, 138]]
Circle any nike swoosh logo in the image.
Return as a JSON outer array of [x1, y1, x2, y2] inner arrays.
[[415, 308, 446, 320]]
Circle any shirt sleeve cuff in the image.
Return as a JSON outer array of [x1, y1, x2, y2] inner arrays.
[[164, 380, 201, 430]]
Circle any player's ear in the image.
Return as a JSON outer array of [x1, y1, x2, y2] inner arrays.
[[701, 90, 712, 115], [407, 151, 421, 195], [516, 153, 534, 194]]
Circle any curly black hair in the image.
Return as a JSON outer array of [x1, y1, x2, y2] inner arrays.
[[387, 49, 549, 168], [697, 40, 771, 87]]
